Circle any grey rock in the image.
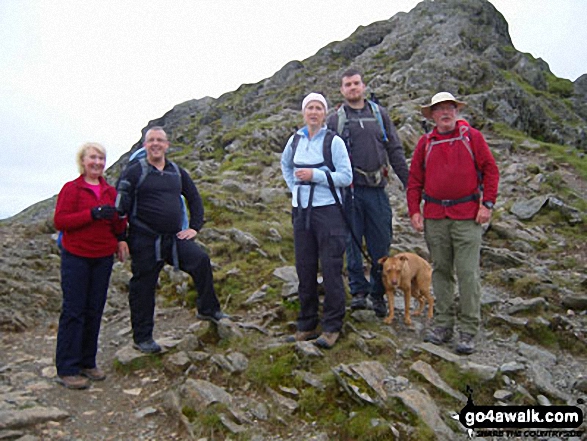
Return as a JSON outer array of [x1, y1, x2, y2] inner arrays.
[[500, 361, 526, 373], [536, 395, 552, 406], [135, 407, 158, 418], [226, 228, 260, 252], [572, 377, 587, 394], [281, 282, 298, 299], [460, 361, 498, 381], [518, 342, 557, 367], [187, 351, 210, 362], [272, 266, 298, 284], [561, 294, 587, 311], [506, 297, 548, 315], [219, 413, 247, 434], [294, 370, 325, 391], [167, 351, 191, 369], [265, 387, 298, 413], [114, 345, 165, 365], [527, 363, 571, 403], [410, 360, 467, 402], [249, 401, 269, 421], [481, 246, 526, 268], [393, 389, 455, 441], [511, 195, 550, 220], [245, 286, 267, 304], [226, 352, 249, 373], [488, 313, 529, 329], [0, 407, 69, 430], [417, 342, 461, 364], [178, 379, 232, 411], [493, 389, 513, 401], [332, 361, 391, 406], [295, 341, 323, 358]]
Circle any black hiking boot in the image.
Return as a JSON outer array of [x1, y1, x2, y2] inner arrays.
[[456, 332, 476, 355], [350, 292, 368, 310], [424, 327, 453, 345]]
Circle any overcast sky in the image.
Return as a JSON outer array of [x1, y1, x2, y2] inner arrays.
[[1, 0, 586, 219]]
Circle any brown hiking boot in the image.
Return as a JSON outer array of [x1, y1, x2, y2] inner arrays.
[[284, 329, 319, 343], [314, 332, 339, 349], [80, 367, 106, 381], [58, 375, 90, 390]]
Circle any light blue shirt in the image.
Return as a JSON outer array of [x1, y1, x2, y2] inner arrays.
[[281, 126, 352, 208]]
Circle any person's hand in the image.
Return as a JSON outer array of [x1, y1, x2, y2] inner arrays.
[[476, 205, 492, 224], [117, 241, 129, 262], [410, 213, 424, 232], [91, 205, 116, 220], [177, 228, 197, 240], [294, 168, 313, 182]]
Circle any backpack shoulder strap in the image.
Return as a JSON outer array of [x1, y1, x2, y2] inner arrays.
[[130, 158, 151, 220], [168, 160, 183, 193], [336, 105, 347, 136], [367, 100, 389, 142], [322, 129, 336, 172], [290, 133, 302, 161]]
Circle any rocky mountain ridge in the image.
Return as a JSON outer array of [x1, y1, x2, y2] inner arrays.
[[1, 0, 586, 439]]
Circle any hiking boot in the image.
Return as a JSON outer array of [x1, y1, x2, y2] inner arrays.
[[314, 332, 339, 349], [58, 375, 90, 390], [284, 329, 319, 343], [133, 339, 162, 354], [350, 292, 368, 310], [370, 297, 387, 318], [456, 332, 476, 355], [80, 367, 106, 381], [424, 327, 453, 345], [197, 310, 231, 323]]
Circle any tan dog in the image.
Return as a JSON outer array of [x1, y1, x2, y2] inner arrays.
[[378, 252, 434, 326]]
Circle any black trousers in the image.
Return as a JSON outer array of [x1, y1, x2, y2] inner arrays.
[[128, 231, 220, 343], [293, 204, 347, 333], [56, 250, 113, 376]]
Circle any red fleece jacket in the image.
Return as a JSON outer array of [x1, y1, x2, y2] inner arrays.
[[54, 175, 126, 258], [407, 120, 499, 220]]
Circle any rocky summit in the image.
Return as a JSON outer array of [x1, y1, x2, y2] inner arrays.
[[1, 0, 586, 440]]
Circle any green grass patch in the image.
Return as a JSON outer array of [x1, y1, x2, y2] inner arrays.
[[246, 346, 302, 390], [112, 354, 165, 374]]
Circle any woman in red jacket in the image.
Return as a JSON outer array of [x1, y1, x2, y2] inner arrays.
[[53, 142, 128, 389]]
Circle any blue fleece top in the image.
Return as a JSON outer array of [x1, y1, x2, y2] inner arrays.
[[281, 126, 352, 208]]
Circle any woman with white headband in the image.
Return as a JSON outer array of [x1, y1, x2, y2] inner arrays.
[[280, 92, 352, 349]]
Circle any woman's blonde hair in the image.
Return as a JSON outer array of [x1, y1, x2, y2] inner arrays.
[[76, 142, 106, 175]]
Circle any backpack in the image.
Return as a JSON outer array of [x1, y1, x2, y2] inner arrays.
[[336, 99, 389, 143], [290, 129, 337, 171], [423, 122, 481, 182]]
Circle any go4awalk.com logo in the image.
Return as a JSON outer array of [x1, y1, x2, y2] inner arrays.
[[453, 386, 585, 439]]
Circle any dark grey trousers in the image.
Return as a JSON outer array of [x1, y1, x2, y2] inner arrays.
[[293, 205, 347, 333]]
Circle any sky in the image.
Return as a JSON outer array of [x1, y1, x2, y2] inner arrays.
[[1, 0, 586, 220]]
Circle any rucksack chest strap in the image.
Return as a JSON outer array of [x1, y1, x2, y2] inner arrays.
[[295, 181, 316, 230]]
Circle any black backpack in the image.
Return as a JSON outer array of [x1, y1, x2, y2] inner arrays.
[[289, 129, 337, 171]]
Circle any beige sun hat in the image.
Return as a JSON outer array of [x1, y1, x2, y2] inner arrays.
[[421, 92, 466, 119]]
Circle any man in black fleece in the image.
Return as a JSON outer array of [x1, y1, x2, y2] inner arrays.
[[118, 126, 229, 353]]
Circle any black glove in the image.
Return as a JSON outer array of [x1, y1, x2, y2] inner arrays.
[[91, 205, 116, 220]]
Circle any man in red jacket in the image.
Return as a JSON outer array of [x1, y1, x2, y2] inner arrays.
[[407, 92, 499, 354]]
